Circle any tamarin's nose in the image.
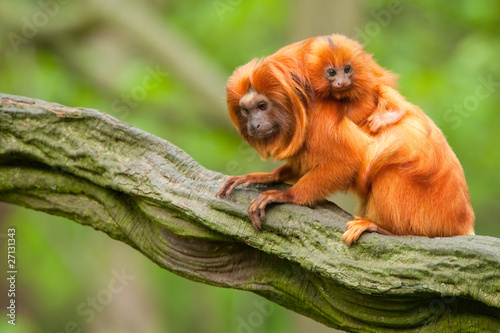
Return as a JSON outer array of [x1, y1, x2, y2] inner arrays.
[[336, 81, 348, 88]]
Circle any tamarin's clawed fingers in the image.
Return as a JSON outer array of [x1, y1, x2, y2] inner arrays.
[[217, 167, 295, 198], [248, 190, 285, 230], [216, 175, 253, 198]]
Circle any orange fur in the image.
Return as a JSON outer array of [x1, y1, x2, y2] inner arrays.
[[305, 34, 475, 243]]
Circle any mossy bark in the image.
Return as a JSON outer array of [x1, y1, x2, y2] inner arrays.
[[0, 93, 499, 332]]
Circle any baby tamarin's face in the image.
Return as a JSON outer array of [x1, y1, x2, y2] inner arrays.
[[324, 63, 354, 92], [306, 34, 381, 100]]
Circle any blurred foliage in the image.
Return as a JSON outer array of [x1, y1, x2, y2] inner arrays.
[[0, 1, 499, 332]]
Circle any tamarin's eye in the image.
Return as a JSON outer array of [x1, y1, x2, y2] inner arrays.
[[258, 102, 267, 110], [326, 68, 336, 77], [241, 107, 249, 115], [344, 65, 352, 73]]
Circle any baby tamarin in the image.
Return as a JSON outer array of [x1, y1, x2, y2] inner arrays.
[[304, 34, 475, 244], [272, 34, 403, 133], [216, 56, 372, 230]]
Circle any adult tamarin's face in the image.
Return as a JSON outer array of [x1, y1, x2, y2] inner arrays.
[[226, 58, 309, 160], [238, 87, 280, 142]]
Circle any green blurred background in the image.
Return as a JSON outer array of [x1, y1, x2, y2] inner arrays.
[[0, 1, 499, 332]]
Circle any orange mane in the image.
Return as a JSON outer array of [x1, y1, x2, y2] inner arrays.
[[226, 57, 309, 160]]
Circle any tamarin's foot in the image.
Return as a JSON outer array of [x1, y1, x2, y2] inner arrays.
[[342, 217, 393, 246]]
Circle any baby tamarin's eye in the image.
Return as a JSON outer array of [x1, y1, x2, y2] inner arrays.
[[241, 107, 249, 116], [258, 102, 268, 110], [326, 68, 336, 77], [344, 65, 352, 74]]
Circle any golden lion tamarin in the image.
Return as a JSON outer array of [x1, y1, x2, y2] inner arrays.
[[217, 34, 475, 245]]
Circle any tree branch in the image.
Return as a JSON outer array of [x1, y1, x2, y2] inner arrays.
[[0, 93, 499, 332]]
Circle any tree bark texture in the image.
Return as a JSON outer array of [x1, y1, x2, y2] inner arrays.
[[0, 93, 499, 332]]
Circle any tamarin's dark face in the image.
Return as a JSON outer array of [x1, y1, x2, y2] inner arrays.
[[226, 57, 308, 160], [238, 87, 281, 142]]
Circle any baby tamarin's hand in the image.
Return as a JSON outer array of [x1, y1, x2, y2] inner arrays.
[[367, 85, 407, 132], [368, 108, 404, 132]]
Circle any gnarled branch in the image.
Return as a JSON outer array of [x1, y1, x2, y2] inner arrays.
[[0, 93, 499, 332]]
